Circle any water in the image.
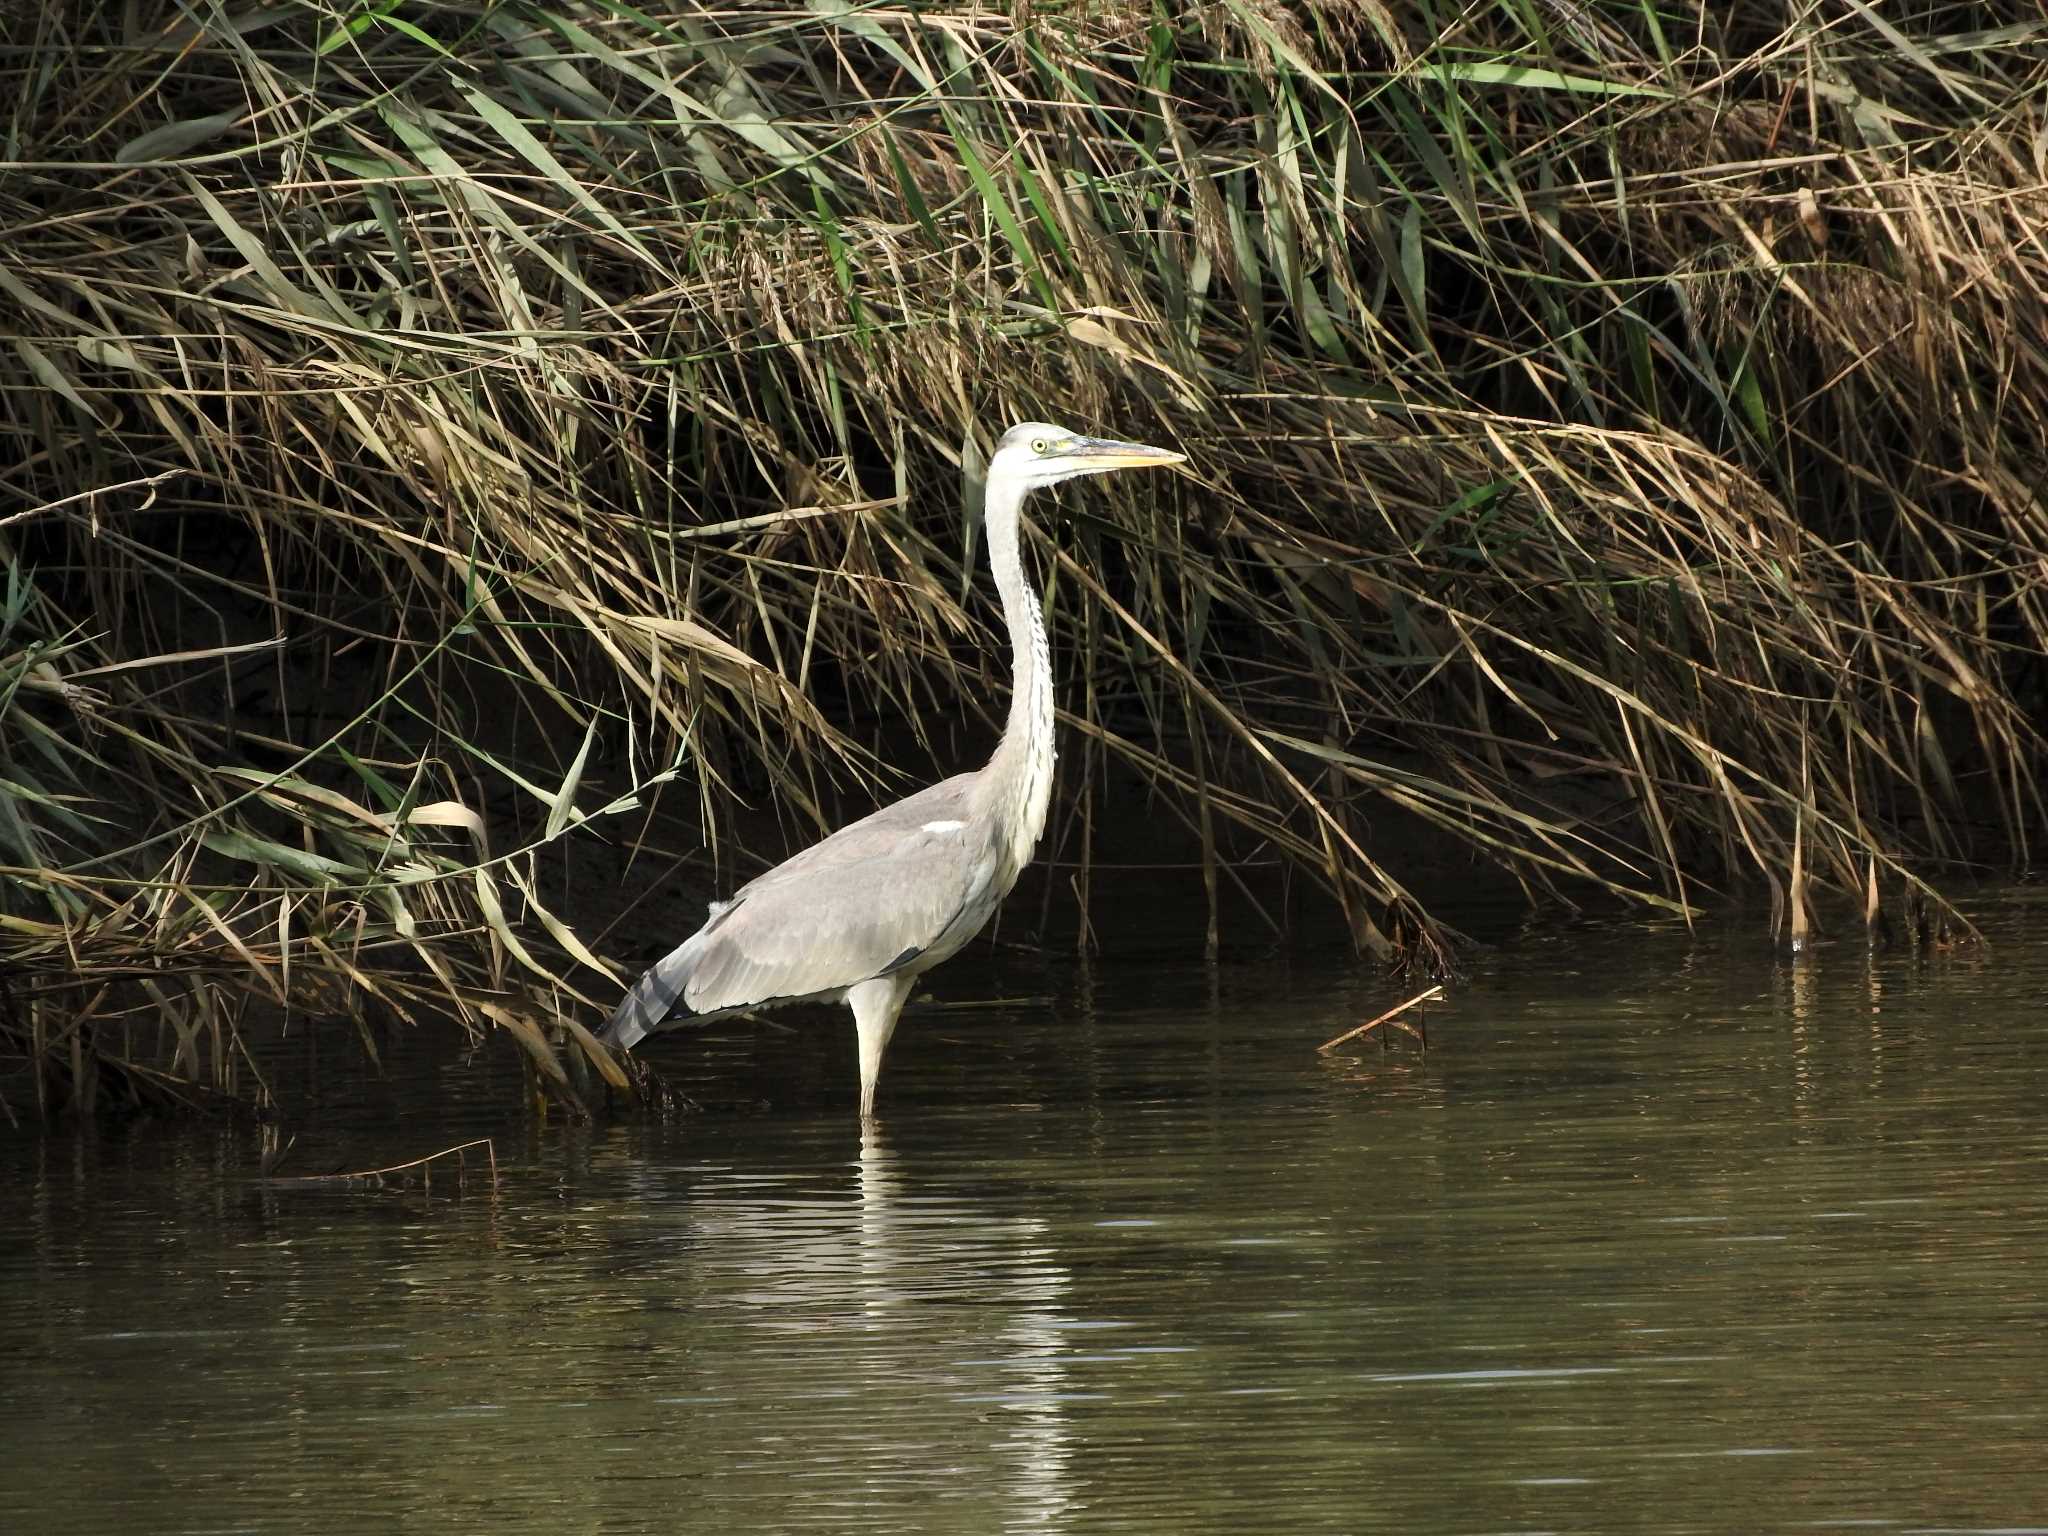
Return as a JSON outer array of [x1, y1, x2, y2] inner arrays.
[[5, 890, 2048, 1533]]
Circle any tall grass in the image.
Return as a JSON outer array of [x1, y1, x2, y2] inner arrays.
[[2, 1, 2043, 1116]]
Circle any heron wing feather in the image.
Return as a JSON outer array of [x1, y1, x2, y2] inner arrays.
[[601, 775, 997, 1045], [686, 777, 993, 1011]]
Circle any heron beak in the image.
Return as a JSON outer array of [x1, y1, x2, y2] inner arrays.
[[1064, 436, 1187, 471]]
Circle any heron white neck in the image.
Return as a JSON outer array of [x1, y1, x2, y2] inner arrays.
[[981, 473, 1056, 873]]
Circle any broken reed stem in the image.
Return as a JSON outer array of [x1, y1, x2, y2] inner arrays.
[[1318, 986, 1445, 1054], [257, 1137, 498, 1192]]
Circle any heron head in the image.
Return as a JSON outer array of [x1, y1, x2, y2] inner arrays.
[[989, 422, 1185, 494]]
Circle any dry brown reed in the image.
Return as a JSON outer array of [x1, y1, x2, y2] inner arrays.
[[1, 1, 2042, 1114]]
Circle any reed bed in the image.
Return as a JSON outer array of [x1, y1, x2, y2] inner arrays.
[[2, 0, 2043, 1116]]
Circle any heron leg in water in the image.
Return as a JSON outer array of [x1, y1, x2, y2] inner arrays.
[[848, 972, 917, 1120]]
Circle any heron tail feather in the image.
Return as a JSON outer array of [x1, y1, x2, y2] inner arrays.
[[598, 935, 702, 1051]]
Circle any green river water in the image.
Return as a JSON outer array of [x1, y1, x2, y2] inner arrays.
[[4, 889, 2046, 1532]]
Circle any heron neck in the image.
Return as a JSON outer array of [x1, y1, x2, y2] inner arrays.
[[982, 475, 1056, 868]]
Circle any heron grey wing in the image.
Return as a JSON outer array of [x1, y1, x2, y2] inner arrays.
[[678, 776, 999, 1014], [599, 776, 993, 1048]]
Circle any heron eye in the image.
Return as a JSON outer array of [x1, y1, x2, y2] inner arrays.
[[1030, 438, 1050, 455]]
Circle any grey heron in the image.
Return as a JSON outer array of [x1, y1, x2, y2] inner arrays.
[[600, 422, 1185, 1118]]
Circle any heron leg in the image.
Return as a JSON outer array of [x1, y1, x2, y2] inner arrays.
[[847, 973, 916, 1121]]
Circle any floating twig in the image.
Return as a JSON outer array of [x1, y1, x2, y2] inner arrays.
[[256, 1137, 498, 1193], [922, 995, 1056, 1011], [1318, 986, 1444, 1053]]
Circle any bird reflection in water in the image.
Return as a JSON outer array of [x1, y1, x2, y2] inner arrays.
[[854, 1128, 1074, 1529], [619, 1128, 1078, 1527]]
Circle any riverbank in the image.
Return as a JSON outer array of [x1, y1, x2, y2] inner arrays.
[[4, 3, 2042, 1118]]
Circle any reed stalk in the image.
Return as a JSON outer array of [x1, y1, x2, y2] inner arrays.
[[2, 1, 2041, 1114]]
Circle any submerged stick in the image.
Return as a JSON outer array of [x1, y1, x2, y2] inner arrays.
[[1318, 986, 1444, 1053]]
